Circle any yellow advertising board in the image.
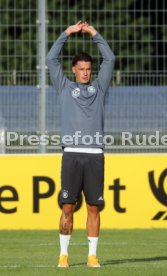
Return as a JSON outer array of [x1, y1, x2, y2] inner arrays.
[[0, 154, 167, 229]]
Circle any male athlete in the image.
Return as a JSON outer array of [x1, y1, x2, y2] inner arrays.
[[46, 21, 115, 268]]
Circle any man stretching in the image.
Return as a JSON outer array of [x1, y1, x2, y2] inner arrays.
[[46, 21, 115, 268]]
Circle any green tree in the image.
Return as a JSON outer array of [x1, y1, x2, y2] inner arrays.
[[0, 0, 166, 84]]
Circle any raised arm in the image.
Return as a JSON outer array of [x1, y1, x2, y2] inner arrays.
[[82, 24, 115, 94], [46, 21, 83, 94]]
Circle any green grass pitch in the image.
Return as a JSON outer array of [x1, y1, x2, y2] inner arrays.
[[0, 229, 167, 276]]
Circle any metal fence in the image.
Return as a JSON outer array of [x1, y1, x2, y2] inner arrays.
[[0, 0, 167, 154]]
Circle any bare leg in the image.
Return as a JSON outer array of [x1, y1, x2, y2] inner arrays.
[[86, 204, 100, 236], [58, 203, 76, 260], [59, 203, 76, 235]]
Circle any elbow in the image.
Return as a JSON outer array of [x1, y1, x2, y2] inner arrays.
[[46, 54, 59, 66], [45, 55, 55, 67], [110, 52, 115, 61], [46, 50, 55, 62], [110, 55, 115, 66], [105, 52, 115, 62], [46, 54, 51, 64], [106, 56, 115, 65], [46, 56, 50, 66]]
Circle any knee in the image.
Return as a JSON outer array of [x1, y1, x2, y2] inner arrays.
[[87, 205, 99, 217], [62, 204, 75, 217]]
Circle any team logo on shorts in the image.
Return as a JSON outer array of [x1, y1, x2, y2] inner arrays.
[[72, 88, 80, 98], [87, 86, 96, 94], [62, 190, 68, 199]]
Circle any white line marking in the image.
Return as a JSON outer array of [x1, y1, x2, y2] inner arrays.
[[0, 265, 21, 268], [30, 242, 127, 247], [0, 265, 56, 269]]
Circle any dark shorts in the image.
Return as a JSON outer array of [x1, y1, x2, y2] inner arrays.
[[60, 151, 104, 206]]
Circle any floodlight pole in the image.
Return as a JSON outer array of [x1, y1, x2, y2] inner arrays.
[[37, 0, 47, 153]]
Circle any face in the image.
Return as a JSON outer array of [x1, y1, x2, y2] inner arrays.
[[72, 61, 92, 84]]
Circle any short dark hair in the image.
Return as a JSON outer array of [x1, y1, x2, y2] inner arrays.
[[72, 52, 93, 66]]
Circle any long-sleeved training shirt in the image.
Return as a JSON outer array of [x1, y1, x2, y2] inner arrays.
[[46, 31, 115, 148]]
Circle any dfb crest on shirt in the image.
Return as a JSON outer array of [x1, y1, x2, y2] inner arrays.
[[87, 85, 96, 94], [62, 190, 68, 199], [72, 87, 80, 98]]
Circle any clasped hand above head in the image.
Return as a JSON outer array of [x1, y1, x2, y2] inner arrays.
[[65, 20, 97, 37]]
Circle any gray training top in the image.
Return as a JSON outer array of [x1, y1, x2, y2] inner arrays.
[[46, 31, 115, 149]]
